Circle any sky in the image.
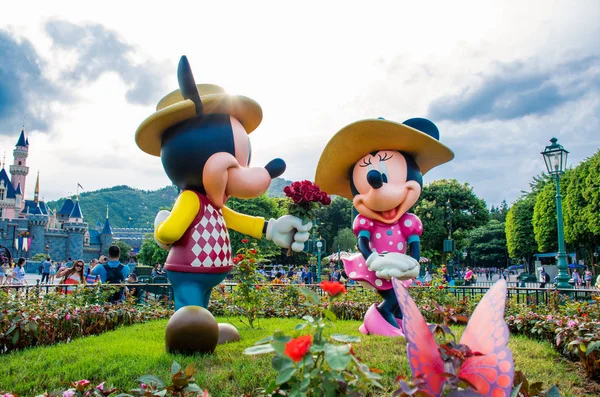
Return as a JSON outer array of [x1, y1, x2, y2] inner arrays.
[[0, 0, 598, 208]]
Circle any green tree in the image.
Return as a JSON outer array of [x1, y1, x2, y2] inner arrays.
[[505, 195, 537, 269], [413, 179, 489, 259], [490, 200, 509, 222], [464, 220, 507, 268], [331, 228, 358, 253], [315, 196, 353, 254], [137, 234, 168, 266]]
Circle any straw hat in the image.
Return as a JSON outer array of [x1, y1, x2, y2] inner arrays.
[[135, 56, 262, 156], [315, 118, 454, 199]]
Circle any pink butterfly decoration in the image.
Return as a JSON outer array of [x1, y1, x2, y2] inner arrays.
[[392, 278, 514, 397]]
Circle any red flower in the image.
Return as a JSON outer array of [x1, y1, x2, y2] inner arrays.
[[237, 254, 244, 259], [249, 258, 255, 263], [582, 313, 588, 317], [241, 239, 249, 243], [284, 335, 313, 362], [250, 249, 257, 254], [319, 281, 346, 296], [438, 285, 444, 290], [232, 258, 240, 264]]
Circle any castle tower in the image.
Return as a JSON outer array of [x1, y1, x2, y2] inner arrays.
[[28, 213, 48, 256], [100, 205, 113, 253], [10, 130, 29, 208], [63, 199, 87, 260]]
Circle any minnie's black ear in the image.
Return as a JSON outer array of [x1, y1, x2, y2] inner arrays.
[[177, 55, 203, 115], [402, 118, 440, 141]]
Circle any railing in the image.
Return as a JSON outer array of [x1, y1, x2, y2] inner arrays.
[[1, 283, 597, 305]]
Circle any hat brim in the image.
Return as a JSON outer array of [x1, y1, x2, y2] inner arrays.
[[135, 94, 263, 156], [315, 119, 454, 199]]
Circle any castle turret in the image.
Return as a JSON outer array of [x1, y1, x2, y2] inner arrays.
[[10, 130, 29, 207], [63, 199, 87, 260], [100, 205, 113, 252], [28, 213, 49, 256], [69, 198, 84, 223], [33, 171, 40, 204]]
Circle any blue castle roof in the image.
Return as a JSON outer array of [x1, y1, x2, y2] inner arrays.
[[70, 200, 83, 219], [16, 130, 27, 147], [0, 169, 17, 199], [101, 217, 113, 235], [58, 199, 74, 216], [89, 230, 102, 245], [22, 200, 48, 215]]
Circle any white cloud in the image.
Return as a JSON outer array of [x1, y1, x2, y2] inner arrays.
[[0, 0, 598, 209]]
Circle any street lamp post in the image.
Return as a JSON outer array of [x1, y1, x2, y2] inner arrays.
[[541, 137, 572, 289], [316, 241, 323, 282], [45, 244, 50, 258]]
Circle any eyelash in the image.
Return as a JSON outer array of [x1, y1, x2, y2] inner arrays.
[[378, 153, 393, 162], [359, 158, 372, 167]]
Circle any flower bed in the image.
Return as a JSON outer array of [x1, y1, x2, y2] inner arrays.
[[0, 287, 172, 354]]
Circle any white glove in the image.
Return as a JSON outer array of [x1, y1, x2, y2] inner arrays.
[[154, 210, 172, 250], [366, 252, 420, 280], [266, 215, 312, 252]]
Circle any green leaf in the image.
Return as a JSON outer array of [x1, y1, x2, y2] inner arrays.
[[294, 323, 307, 331], [11, 330, 19, 345], [184, 384, 203, 392], [299, 287, 320, 305], [171, 361, 182, 374], [579, 343, 586, 353], [276, 366, 297, 385], [323, 309, 337, 322], [302, 315, 315, 323], [544, 385, 562, 397], [330, 334, 360, 343], [255, 335, 274, 345], [272, 355, 295, 372], [137, 375, 165, 389], [324, 343, 351, 371], [244, 344, 275, 355], [271, 340, 288, 355], [586, 340, 600, 355], [510, 384, 522, 397]]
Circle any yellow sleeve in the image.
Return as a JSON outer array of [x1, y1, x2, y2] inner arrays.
[[222, 206, 265, 239], [155, 190, 200, 244]]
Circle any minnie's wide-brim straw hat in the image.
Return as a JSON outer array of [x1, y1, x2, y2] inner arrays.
[[135, 56, 262, 156], [315, 118, 454, 199]]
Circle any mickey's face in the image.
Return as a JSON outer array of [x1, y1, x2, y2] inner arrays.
[[161, 114, 285, 208], [352, 150, 421, 224]]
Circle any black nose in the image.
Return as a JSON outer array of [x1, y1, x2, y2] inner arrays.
[[265, 158, 286, 178], [367, 170, 383, 189]]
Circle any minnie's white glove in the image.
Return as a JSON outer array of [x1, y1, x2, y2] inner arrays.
[[154, 210, 172, 251], [266, 215, 312, 252], [366, 252, 420, 280]]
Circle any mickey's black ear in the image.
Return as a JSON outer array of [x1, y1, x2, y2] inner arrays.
[[177, 55, 203, 115], [402, 118, 440, 141]]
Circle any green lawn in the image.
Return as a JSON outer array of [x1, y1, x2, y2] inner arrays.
[[0, 318, 595, 396]]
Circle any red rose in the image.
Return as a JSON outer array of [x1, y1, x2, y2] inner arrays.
[[319, 281, 346, 297], [321, 195, 331, 205], [237, 254, 244, 259], [250, 249, 257, 254], [232, 258, 240, 264], [284, 335, 313, 362], [241, 239, 249, 243], [438, 285, 444, 290]]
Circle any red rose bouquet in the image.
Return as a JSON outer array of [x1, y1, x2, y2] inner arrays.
[[283, 181, 331, 255]]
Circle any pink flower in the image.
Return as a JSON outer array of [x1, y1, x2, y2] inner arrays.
[[63, 390, 75, 397], [141, 383, 147, 389], [65, 314, 71, 320], [3, 393, 15, 397], [567, 320, 578, 328], [96, 382, 105, 391], [546, 315, 553, 321], [76, 380, 91, 387]]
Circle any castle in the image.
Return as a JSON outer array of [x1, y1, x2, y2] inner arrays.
[[0, 129, 117, 262]]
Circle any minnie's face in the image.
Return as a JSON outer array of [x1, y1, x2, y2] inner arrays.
[[352, 150, 421, 224]]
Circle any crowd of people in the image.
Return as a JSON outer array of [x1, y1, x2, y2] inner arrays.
[[0, 245, 139, 301], [255, 264, 352, 285]]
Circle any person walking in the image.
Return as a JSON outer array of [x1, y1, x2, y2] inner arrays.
[[49, 261, 57, 284], [572, 269, 581, 288], [85, 259, 100, 284], [464, 267, 474, 286], [539, 268, 549, 288], [10, 258, 28, 285], [584, 268, 593, 288], [91, 245, 130, 302], [40, 257, 52, 284]]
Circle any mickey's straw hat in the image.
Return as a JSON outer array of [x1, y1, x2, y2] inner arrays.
[[135, 56, 262, 156], [315, 118, 454, 199]]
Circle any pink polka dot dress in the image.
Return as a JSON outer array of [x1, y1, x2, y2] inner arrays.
[[342, 213, 423, 290]]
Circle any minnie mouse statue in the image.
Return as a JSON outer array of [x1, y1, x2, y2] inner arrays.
[[315, 117, 453, 337]]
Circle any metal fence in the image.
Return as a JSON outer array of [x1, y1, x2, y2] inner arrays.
[[0, 282, 596, 306]]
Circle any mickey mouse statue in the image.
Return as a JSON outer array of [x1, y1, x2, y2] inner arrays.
[[315, 118, 453, 337], [135, 56, 311, 354]]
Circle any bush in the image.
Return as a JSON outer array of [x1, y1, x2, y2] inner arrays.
[[0, 287, 172, 353]]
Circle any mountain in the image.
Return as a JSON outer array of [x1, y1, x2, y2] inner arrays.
[[46, 178, 293, 228]]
